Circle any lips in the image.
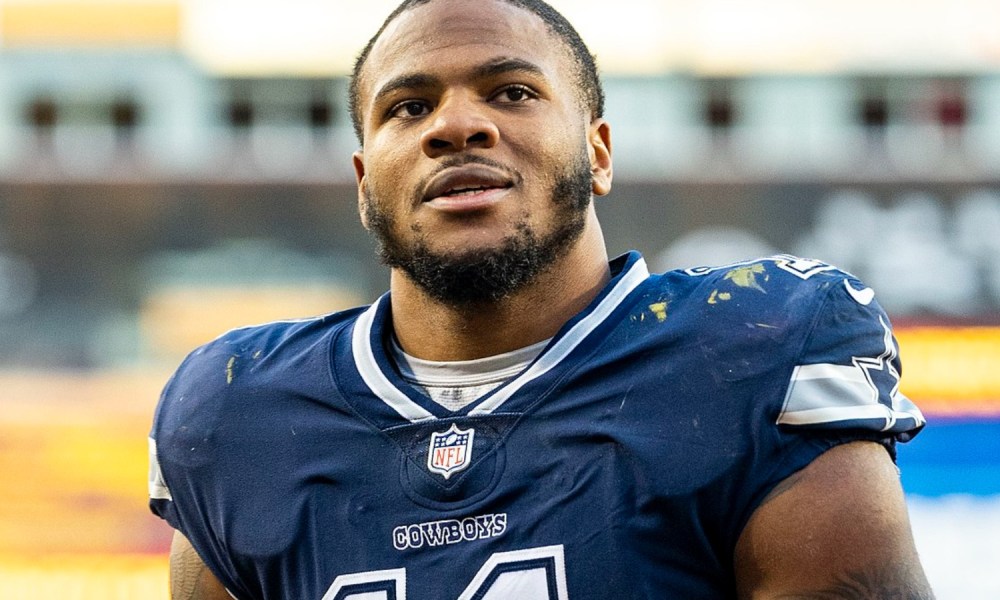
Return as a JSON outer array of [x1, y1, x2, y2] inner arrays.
[[421, 166, 514, 203]]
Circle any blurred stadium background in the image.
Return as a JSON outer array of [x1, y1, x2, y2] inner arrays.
[[0, 0, 997, 597]]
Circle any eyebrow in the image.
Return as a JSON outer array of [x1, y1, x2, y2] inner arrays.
[[372, 73, 439, 106], [372, 58, 548, 106], [471, 57, 547, 81]]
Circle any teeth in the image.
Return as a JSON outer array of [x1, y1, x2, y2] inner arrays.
[[446, 186, 488, 196]]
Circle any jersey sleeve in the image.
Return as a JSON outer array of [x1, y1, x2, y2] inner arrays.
[[146, 312, 358, 600], [776, 273, 926, 443], [719, 263, 928, 559], [147, 364, 192, 531], [146, 335, 256, 600]]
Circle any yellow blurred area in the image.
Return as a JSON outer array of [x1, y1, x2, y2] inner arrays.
[[896, 326, 1000, 415], [0, 554, 167, 600], [0, 370, 173, 596], [1, 1, 180, 47], [0, 369, 173, 555]]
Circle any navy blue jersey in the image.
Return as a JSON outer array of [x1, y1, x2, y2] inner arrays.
[[149, 252, 925, 600]]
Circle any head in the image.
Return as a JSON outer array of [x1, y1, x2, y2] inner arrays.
[[349, 0, 605, 145], [350, 0, 612, 306]]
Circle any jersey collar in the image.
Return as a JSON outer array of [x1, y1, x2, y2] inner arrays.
[[349, 251, 650, 423]]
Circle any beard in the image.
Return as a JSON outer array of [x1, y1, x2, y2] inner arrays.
[[364, 149, 594, 306]]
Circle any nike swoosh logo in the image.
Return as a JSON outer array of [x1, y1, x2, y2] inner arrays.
[[843, 279, 875, 305]]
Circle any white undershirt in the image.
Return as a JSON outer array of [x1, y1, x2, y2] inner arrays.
[[389, 337, 550, 411]]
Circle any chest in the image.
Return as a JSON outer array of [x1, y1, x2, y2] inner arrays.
[[222, 365, 770, 600]]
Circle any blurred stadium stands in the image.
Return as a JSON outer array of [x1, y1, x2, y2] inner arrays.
[[0, 0, 997, 597]]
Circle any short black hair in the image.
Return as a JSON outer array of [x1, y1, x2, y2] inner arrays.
[[348, 0, 605, 144]]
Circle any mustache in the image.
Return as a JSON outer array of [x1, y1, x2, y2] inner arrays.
[[411, 155, 523, 204]]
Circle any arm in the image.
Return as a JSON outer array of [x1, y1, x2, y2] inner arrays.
[[170, 530, 233, 600], [734, 441, 934, 599]]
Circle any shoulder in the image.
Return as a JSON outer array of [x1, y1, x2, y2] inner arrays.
[[149, 307, 368, 508], [650, 254, 868, 337], [670, 255, 926, 441], [151, 307, 366, 443], [653, 254, 924, 438], [673, 254, 854, 301]]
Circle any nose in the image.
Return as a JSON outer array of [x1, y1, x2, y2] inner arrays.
[[420, 92, 499, 157]]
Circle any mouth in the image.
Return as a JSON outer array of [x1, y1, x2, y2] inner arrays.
[[422, 166, 515, 204]]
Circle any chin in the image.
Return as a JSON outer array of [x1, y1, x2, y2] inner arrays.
[[431, 231, 518, 256]]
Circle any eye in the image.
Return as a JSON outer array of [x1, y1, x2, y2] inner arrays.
[[389, 100, 431, 119], [492, 85, 537, 104]]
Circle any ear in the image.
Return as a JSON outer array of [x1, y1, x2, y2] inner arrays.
[[588, 119, 613, 196], [352, 150, 370, 230]]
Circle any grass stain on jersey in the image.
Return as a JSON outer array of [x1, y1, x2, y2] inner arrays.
[[226, 356, 236, 384], [707, 290, 732, 304], [724, 263, 768, 292], [709, 264, 769, 305], [649, 302, 668, 322]]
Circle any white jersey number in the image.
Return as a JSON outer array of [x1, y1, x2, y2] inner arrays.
[[321, 545, 568, 600]]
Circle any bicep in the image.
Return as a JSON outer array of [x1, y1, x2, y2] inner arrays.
[[734, 441, 935, 599], [170, 529, 233, 600]]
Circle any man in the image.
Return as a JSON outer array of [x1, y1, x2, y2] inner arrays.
[[149, 0, 934, 598]]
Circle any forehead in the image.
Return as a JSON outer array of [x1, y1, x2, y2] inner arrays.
[[361, 0, 571, 96]]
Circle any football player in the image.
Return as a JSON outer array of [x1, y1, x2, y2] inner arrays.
[[149, 0, 934, 598]]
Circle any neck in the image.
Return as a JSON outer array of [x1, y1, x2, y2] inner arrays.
[[390, 211, 610, 361]]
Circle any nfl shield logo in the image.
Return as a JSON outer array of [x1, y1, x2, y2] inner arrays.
[[427, 424, 475, 479]]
